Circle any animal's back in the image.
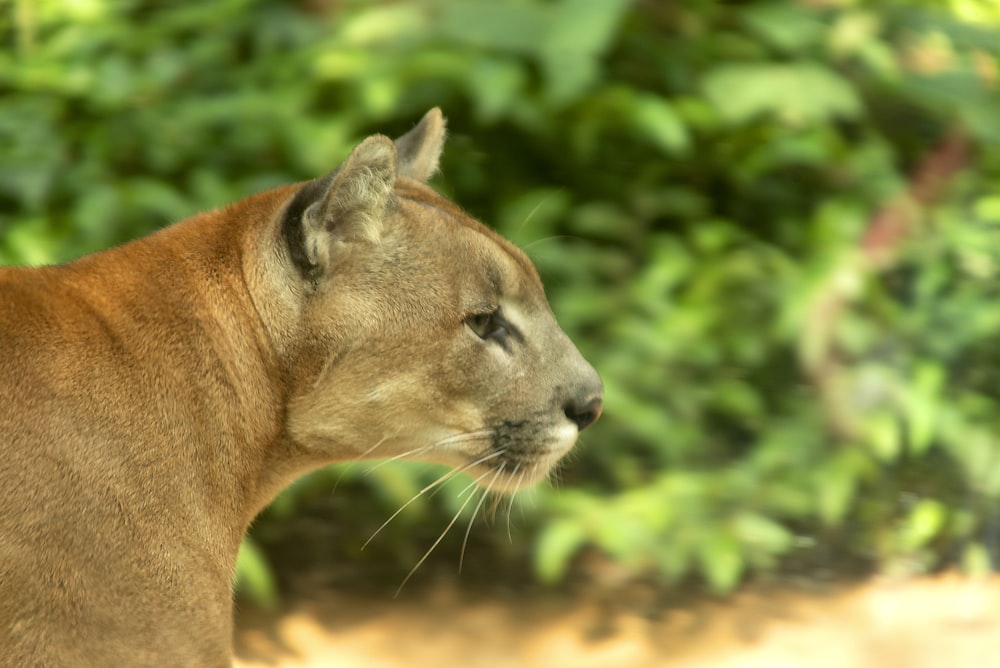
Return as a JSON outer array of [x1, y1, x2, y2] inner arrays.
[[0, 255, 235, 667]]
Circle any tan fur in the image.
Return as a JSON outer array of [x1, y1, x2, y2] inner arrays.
[[0, 109, 602, 666]]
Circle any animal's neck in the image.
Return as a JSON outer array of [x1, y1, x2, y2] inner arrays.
[[75, 211, 301, 558]]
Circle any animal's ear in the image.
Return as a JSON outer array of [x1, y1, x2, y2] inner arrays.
[[284, 135, 397, 279], [394, 107, 446, 182]]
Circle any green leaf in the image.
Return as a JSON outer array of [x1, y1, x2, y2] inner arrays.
[[907, 362, 945, 455], [866, 413, 902, 462], [731, 513, 794, 553], [436, 1, 547, 54], [466, 57, 527, 122], [233, 538, 278, 609], [702, 62, 862, 125], [368, 463, 429, 512], [897, 499, 946, 552], [3, 218, 61, 266], [548, 0, 630, 58], [697, 532, 744, 594], [816, 452, 863, 526], [337, 4, 427, 46], [629, 94, 690, 155], [962, 542, 993, 577], [534, 518, 587, 584], [542, 0, 631, 103], [742, 2, 827, 54], [974, 196, 1000, 222], [828, 11, 883, 60]]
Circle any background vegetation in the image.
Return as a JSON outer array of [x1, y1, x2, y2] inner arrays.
[[4, 0, 1000, 602]]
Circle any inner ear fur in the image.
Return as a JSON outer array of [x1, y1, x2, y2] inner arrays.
[[281, 108, 448, 280], [284, 135, 398, 279], [306, 136, 397, 245]]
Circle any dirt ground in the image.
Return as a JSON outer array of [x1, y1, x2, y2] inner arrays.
[[234, 573, 1000, 668]]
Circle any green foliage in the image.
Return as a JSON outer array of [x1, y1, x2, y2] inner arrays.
[[5, 0, 1000, 601], [233, 539, 278, 610]]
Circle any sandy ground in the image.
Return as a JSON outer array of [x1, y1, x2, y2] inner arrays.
[[234, 573, 1000, 668]]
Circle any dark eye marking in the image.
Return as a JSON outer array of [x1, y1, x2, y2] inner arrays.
[[465, 307, 508, 342]]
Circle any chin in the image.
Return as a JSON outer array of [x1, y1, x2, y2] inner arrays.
[[476, 428, 580, 493]]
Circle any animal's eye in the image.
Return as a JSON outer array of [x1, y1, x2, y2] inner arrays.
[[466, 309, 507, 341]]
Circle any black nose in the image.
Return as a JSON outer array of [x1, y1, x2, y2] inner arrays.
[[564, 395, 603, 431]]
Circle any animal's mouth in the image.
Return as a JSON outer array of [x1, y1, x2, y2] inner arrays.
[[463, 457, 543, 494], [428, 416, 579, 493], [462, 421, 579, 493]]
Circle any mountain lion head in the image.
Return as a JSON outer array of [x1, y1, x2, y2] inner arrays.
[[253, 108, 603, 493]]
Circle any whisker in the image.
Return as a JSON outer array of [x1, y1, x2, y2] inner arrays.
[[371, 424, 409, 457], [362, 469, 459, 549], [487, 485, 507, 521], [452, 448, 507, 503], [458, 489, 487, 575], [395, 469, 492, 597], [363, 444, 435, 475], [334, 429, 403, 490], [330, 462, 355, 495], [486, 462, 518, 522], [522, 235, 575, 252], [363, 449, 506, 550], [522, 465, 539, 516], [515, 194, 555, 239], [363, 430, 492, 476], [427, 449, 505, 501], [547, 465, 564, 490], [457, 478, 480, 500], [356, 432, 394, 460], [459, 465, 504, 574], [506, 466, 526, 543], [436, 430, 493, 446]]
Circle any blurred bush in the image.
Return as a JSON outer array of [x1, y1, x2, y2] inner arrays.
[[4, 0, 1000, 598]]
